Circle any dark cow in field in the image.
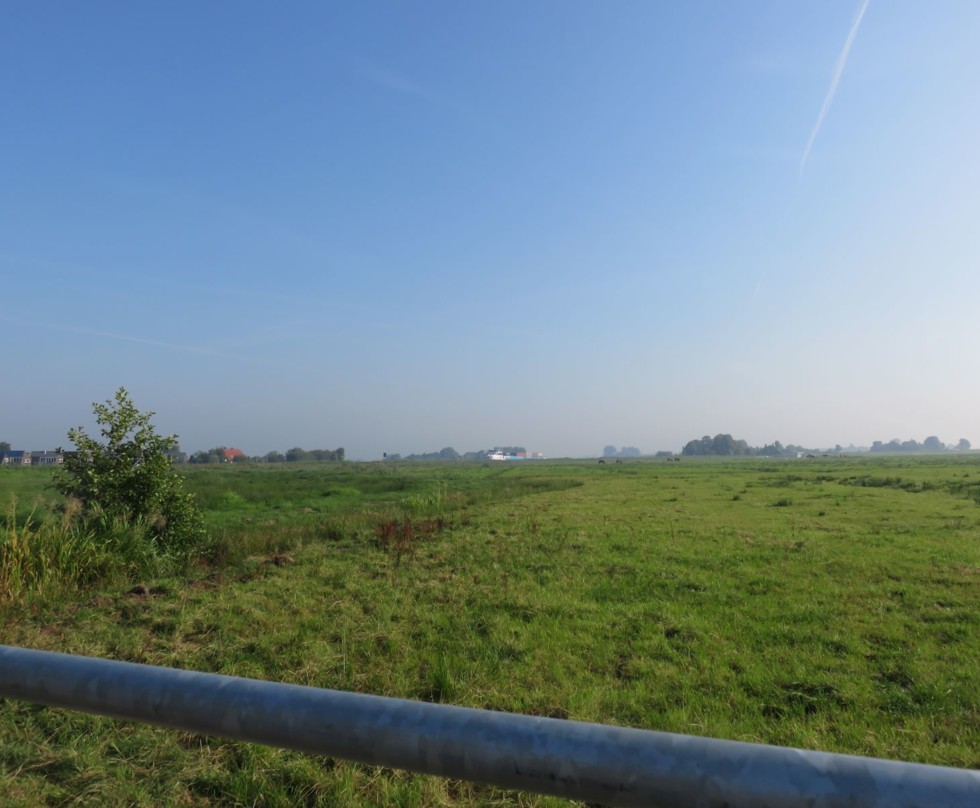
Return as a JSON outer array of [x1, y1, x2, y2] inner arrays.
[[598, 458, 606, 465]]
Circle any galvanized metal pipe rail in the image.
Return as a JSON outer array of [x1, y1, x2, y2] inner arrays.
[[0, 645, 977, 807]]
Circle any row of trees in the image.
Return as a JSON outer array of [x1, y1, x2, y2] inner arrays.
[[682, 435, 830, 457], [603, 445, 642, 458], [385, 446, 527, 462], [189, 447, 242, 464], [682, 434, 756, 456], [187, 447, 345, 464], [603, 437, 812, 458], [397, 447, 461, 462], [681, 434, 973, 457], [279, 447, 345, 462], [869, 437, 970, 453]]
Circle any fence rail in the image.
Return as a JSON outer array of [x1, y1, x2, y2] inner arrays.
[[0, 645, 977, 807]]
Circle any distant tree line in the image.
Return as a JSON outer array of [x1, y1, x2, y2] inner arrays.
[[682, 434, 754, 456], [603, 445, 642, 458], [188, 446, 345, 463], [189, 447, 240, 464], [681, 435, 819, 457], [681, 433, 972, 457], [869, 437, 970, 453], [398, 447, 461, 462], [384, 446, 527, 462], [281, 447, 345, 462]]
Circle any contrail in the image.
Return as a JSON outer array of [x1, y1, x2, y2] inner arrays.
[[800, 0, 871, 175], [0, 315, 249, 360], [53, 325, 242, 358]]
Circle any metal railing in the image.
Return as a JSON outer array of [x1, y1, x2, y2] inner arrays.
[[0, 645, 977, 807]]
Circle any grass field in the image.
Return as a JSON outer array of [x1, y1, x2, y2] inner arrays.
[[1, 455, 978, 805]]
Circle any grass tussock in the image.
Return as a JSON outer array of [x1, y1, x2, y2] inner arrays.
[[0, 499, 168, 603]]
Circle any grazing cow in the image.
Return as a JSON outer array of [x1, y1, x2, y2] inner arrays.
[[598, 458, 606, 465]]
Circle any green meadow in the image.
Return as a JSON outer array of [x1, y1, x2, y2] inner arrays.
[[1, 455, 978, 805]]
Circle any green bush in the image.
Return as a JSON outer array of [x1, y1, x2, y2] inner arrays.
[[55, 387, 206, 555]]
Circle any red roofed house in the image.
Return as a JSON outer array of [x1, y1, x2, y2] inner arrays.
[[223, 447, 245, 462]]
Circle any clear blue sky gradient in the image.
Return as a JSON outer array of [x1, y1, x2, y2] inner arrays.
[[3, 1, 978, 458]]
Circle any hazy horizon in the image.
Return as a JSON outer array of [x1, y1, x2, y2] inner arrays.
[[4, 2, 978, 461], [2, 410, 972, 461]]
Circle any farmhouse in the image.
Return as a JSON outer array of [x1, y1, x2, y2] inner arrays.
[[1, 450, 63, 467], [0, 450, 31, 467]]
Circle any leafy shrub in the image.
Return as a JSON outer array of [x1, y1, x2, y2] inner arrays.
[[55, 387, 206, 556]]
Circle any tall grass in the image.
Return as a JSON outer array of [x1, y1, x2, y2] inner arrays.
[[0, 499, 168, 603]]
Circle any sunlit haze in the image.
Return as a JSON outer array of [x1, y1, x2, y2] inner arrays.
[[3, 1, 978, 459]]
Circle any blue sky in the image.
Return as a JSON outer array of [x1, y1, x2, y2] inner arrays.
[[3, 1, 978, 459]]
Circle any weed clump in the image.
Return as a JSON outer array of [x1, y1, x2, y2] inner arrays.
[[1, 500, 163, 602], [374, 515, 450, 560]]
